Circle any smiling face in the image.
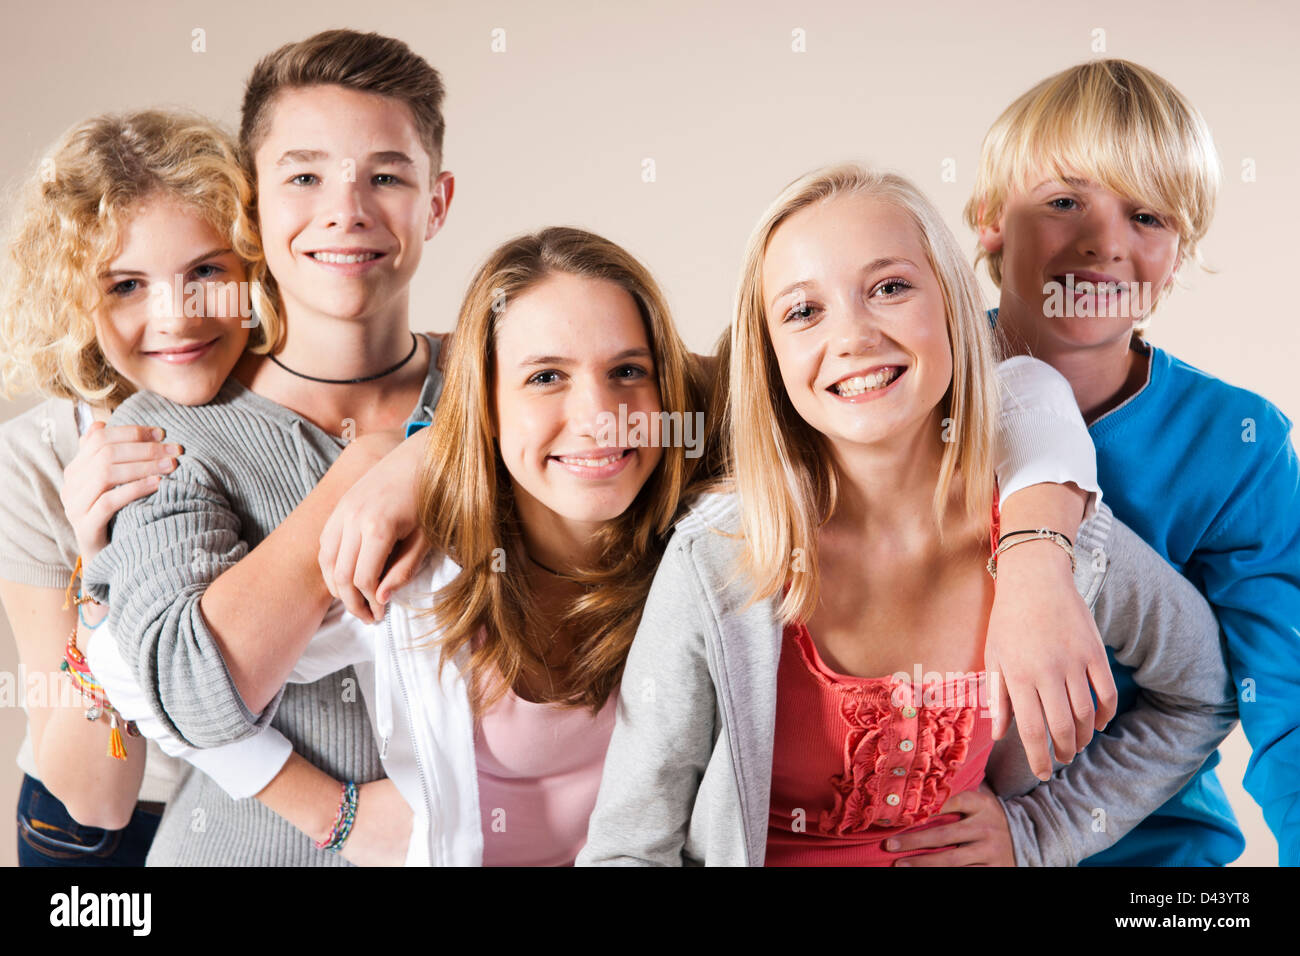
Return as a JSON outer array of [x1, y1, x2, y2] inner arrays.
[[762, 193, 953, 456], [492, 272, 663, 539], [253, 84, 451, 326], [94, 193, 251, 405], [980, 174, 1182, 351]]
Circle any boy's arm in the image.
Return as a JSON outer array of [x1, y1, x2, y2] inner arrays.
[[988, 356, 1117, 778], [577, 537, 717, 867], [984, 516, 1238, 866], [84, 432, 400, 746], [1192, 430, 1300, 864]]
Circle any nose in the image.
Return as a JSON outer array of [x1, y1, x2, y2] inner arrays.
[[147, 277, 207, 331], [834, 296, 885, 357], [567, 373, 618, 441], [1075, 205, 1128, 262], [323, 178, 375, 231]]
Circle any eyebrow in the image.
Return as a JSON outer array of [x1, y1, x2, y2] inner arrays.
[[518, 347, 653, 368], [100, 247, 234, 280], [1033, 175, 1094, 191], [768, 257, 919, 310], [276, 149, 416, 166]]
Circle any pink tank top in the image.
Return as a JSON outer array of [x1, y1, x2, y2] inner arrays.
[[475, 687, 617, 866], [765, 495, 1000, 866]]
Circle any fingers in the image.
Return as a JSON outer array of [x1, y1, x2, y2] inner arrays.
[[1090, 652, 1119, 731], [1005, 680, 1052, 780], [1066, 666, 1097, 754], [329, 523, 372, 624], [1037, 682, 1079, 767], [376, 533, 430, 605], [885, 815, 972, 854], [986, 652, 1012, 741], [318, 518, 342, 601], [351, 528, 393, 620]]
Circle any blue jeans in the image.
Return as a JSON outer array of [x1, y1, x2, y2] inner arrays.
[[15, 774, 161, 867]]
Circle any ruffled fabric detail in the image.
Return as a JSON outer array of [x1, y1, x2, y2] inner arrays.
[[786, 623, 985, 834]]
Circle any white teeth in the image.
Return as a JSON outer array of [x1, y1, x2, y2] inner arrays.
[[311, 252, 379, 264], [833, 367, 900, 397], [557, 451, 626, 468]]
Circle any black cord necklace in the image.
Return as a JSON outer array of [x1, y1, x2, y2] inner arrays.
[[526, 551, 567, 577], [269, 332, 419, 385]]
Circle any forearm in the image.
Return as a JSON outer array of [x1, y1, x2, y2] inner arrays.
[[254, 751, 345, 846], [32, 607, 146, 830]]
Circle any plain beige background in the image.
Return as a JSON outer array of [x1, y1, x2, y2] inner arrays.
[[1, 0, 1295, 866]]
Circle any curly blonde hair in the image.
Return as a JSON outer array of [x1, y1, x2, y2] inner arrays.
[[0, 109, 281, 406]]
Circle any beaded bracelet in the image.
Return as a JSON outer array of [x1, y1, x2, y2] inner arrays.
[[316, 780, 359, 853], [60, 626, 140, 759], [986, 529, 1076, 579]]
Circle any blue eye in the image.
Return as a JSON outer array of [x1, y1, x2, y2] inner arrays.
[[528, 370, 561, 386], [1134, 212, 1164, 228], [1049, 197, 1078, 210], [289, 173, 319, 186], [784, 303, 816, 324], [191, 263, 224, 280], [108, 279, 139, 296]]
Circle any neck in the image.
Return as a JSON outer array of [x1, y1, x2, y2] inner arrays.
[[234, 294, 428, 436], [997, 296, 1147, 423], [825, 408, 951, 544], [515, 498, 604, 578]]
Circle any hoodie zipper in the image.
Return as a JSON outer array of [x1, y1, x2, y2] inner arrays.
[[386, 607, 439, 864]]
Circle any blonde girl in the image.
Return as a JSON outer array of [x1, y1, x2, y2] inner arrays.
[[0, 109, 277, 865]]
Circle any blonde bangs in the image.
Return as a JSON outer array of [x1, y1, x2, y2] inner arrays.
[[967, 59, 1221, 290]]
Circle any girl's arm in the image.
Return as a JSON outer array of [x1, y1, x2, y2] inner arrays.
[[577, 533, 719, 866], [988, 356, 1118, 779], [982, 514, 1237, 866], [0, 580, 145, 829]]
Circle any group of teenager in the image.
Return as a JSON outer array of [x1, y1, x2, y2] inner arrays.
[[0, 29, 1295, 867]]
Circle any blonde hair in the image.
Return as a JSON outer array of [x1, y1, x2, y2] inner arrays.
[[0, 110, 280, 405], [964, 59, 1220, 304], [415, 227, 705, 715], [729, 164, 999, 625]]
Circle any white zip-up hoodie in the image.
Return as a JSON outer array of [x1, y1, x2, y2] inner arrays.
[[87, 554, 485, 866]]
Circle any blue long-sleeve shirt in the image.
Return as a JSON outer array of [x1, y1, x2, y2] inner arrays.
[[1081, 341, 1300, 866]]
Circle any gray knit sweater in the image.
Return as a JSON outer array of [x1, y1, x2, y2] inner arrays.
[[83, 335, 443, 866]]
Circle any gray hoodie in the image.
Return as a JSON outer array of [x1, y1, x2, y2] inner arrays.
[[578, 492, 1237, 866]]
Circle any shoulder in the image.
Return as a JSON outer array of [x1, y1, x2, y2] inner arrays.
[[0, 397, 79, 469], [1154, 346, 1292, 435]]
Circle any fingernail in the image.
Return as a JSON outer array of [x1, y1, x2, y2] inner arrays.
[[152, 428, 165, 440], [885, 839, 899, 851], [895, 860, 910, 868], [165, 444, 182, 455], [159, 458, 176, 472]]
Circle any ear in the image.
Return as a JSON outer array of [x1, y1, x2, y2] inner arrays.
[[975, 202, 1005, 255], [425, 170, 455, 241]]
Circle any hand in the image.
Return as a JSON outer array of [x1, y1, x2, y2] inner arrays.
[[59, 422, 181, 564], [318, 429, 430, 624], [339, 777, 414, 867], [984, 544, 1118, 780], [886, 784, 1015, 866]]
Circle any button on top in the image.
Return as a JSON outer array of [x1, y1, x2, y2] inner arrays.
[[898, 739, 914, 752], [891, 767, 906, 777], [901, 706, 917, 719], [885, 794, 901, 806]]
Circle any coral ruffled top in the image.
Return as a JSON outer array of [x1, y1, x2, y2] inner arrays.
[[765, 497, 1000, 866]]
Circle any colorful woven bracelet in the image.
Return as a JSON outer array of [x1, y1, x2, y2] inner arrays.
[[60, 626, 139, 759], [316, 780, 359, 853]]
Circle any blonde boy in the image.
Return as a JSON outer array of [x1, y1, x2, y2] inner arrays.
[[967, 59, 1300, 866]]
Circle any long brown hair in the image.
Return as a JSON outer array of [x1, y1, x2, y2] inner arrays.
[[414, 227, 705, 714]]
